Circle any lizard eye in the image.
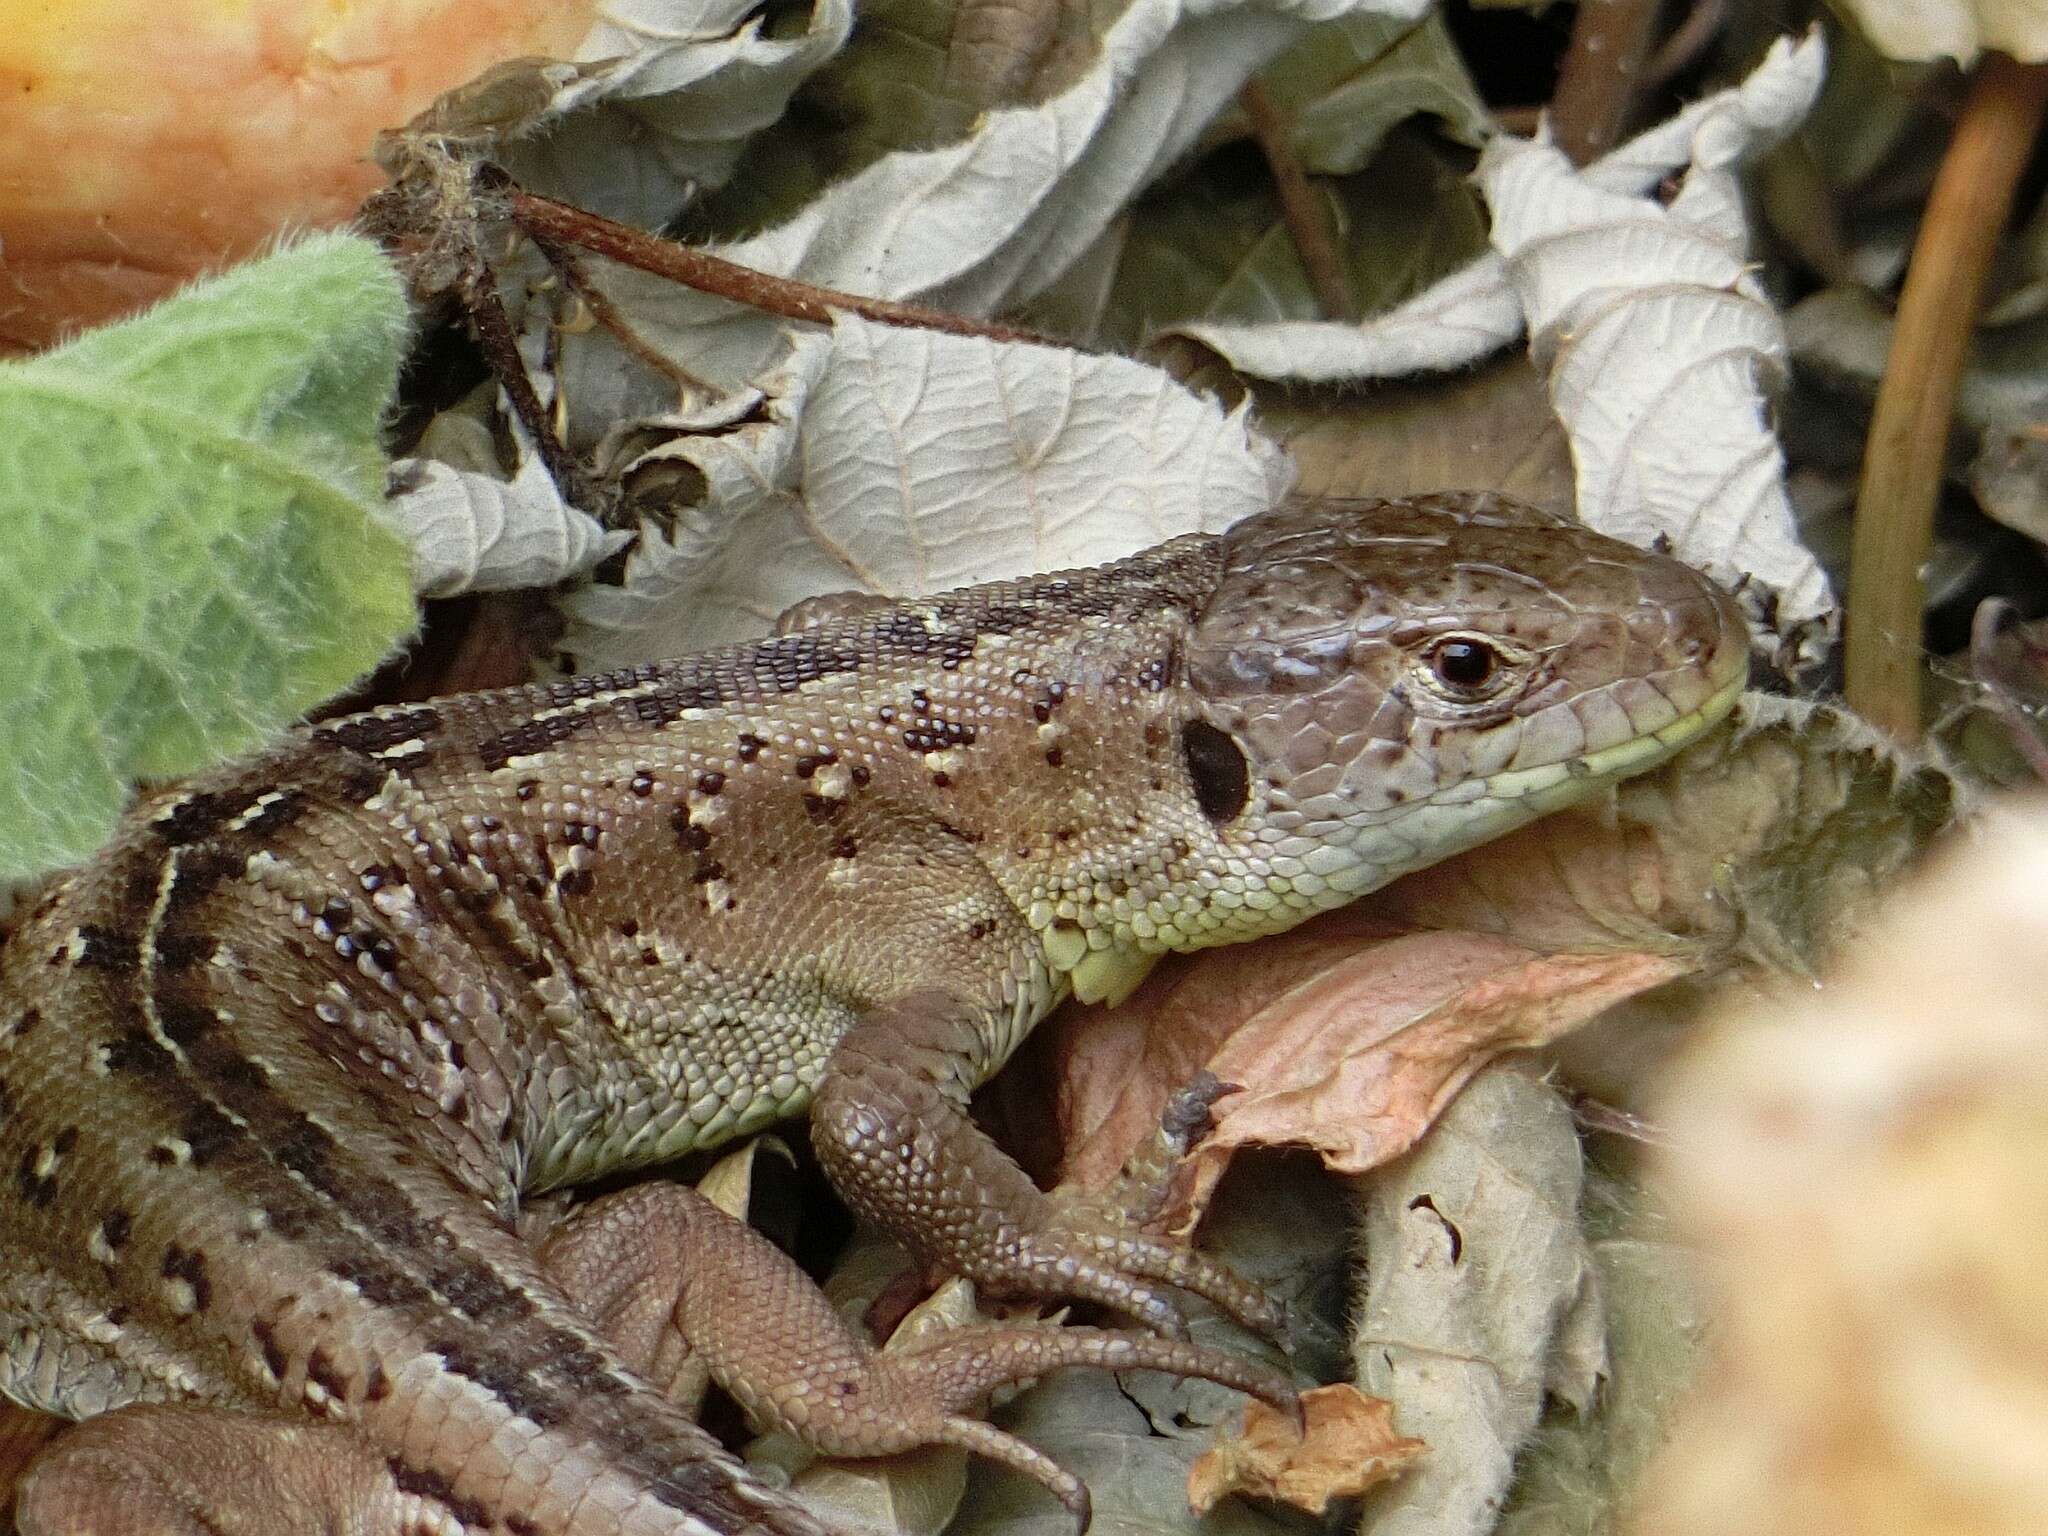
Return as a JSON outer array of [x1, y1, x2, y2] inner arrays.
[[1425, 636, 1504, 697]]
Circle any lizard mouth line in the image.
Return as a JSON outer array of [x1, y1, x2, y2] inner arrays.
[[1452, 661, 1749, 818]]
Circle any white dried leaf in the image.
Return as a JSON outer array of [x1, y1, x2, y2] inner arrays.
[[1175, 254, 1526, 380], [1831, 0, 2048, 63], [1352, 1063, 1598, 1536], [383, 453, 630, 598], [1176, 31, 1828, 391], [558, 315, 1290, 666], [431, 0, 854, 226], [1477, 32, 1834, 653], [524, 0, 1433, 431]]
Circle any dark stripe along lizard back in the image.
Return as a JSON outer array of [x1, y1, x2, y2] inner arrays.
[[0, 494, 1748, 1536]]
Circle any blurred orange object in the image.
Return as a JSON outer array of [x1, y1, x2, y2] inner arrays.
[[0, 0, 595, 353]]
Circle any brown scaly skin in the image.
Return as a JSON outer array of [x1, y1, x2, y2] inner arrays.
[[0, 494, 1749, 1536]]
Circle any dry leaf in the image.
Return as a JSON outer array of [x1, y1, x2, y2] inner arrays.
[[1260, 357, 1574, 512], [1186, 1385, 1423, 1516], [1029, 911, 1686, 1216], [1635, 801, 2048, 1536], [1351, 1063, 1600, 1536]]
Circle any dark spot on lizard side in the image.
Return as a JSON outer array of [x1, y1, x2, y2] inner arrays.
[[555, 868, 596, 899], [901, 718, 976, 752], [104, 1036, 176, 1081], [385, 1458, 498, 1532], [364, 1362, 393, 1402], [3, 1006, 40, 1042], [802, 793, 844, 824], [326, 1256, 432, 1311], [737, 733, 764, 762], [305, 1345, 352, 1400], [314, 708, 444, 759], [160, 1243, 213, 1313], [968, 601, 1037, 636], [672, 808, 713, 851], [237, 789, 310, 838], [153, 929, 218, 970], [158, 996, 218, 1048], [72, 924, 142, 972], [152, 792, 236, 846], [627, 682, 721, 728], [97, 1209, 131, 1256], [754, 630, 866, 692], [335, 763, 390, 804], [179, 1102, 239, 1167], [164, 848, 250, 912], [832, 836, 859, 859], [476, 714, 593, 773], [506, 1517, 541, 1536], [429, 1341, 567, 1431], [696, 771, 726, 795], [251, 1318, 288, 1381]]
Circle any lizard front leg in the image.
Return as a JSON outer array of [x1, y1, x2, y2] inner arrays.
[[532, 1183, 1297, 1531], [810, 992, 1282, 1339]]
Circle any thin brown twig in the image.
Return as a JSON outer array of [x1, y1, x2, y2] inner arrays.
[[526, 231, 720, 399], [1969, 598, 2048, 784], [1844, 54, 2048, 742], [508, 186, 1067, 350], [461, 247, 589, 509], [1549, 0, 1664, 165], [1239, 80, 1356, 323]]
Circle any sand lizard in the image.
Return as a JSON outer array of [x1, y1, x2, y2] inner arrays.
[[0, 493, 1747, 1536]]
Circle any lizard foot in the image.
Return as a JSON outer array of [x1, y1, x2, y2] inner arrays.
[[535, 1183, 1299, 1533], [812, 992, 1286, 1340]]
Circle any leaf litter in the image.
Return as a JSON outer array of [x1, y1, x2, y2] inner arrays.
[[5, 1, 2033, 1533]]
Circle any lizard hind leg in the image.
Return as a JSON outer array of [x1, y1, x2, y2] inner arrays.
[[810, 992, 1284, 1340], [531, 1182, 1297, 1534], [16, 1405, 418, 1536]]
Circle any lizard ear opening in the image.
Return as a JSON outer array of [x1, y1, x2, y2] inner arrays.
[[1182, 721, 1250, 823]]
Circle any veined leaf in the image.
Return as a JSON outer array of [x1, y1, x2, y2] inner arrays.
[[0, 232, 417, 879]]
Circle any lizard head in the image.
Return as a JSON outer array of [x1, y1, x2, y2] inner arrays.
[[1179, 493, 1750, 910]]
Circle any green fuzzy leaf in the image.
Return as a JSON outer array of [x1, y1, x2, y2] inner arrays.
[[0, 232, 417, 880]]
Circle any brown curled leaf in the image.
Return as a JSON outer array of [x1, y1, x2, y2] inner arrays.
[[1187, 1385, 1424, 1516], [1035, 920, 1686, 1223]]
